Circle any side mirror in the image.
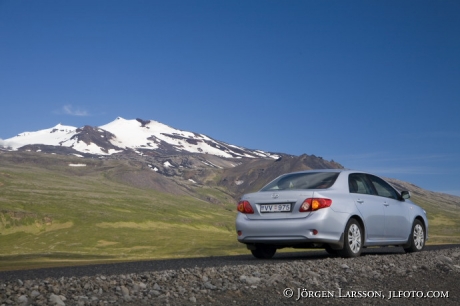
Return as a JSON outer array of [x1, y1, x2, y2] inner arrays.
[[401, 190, 411, 200]]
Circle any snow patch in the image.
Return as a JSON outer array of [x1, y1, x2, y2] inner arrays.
[[5, 124, 77, 150], [107, 149, 122, 154], [148, 164, 159, 172], [69, 163, 86, 167], [205, 160, 223, 169]]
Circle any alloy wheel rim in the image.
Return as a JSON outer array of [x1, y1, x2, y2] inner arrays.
[[348, 224, 361, 253], [413, 224, 424, 250]]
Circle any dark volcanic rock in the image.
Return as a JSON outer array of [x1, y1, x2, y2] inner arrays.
[[136, 118, 151, 127], [71, 126, 121, 153], [17, 144, 88, 156]]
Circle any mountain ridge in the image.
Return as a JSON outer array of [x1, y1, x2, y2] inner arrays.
[[0, 117, 344, 201], [1, 117, 281, 159]]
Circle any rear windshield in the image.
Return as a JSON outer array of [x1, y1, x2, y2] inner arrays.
[[260, 172, 340, 191]]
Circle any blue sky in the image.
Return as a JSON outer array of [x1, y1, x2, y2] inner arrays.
[[1, 1, 459, 196]]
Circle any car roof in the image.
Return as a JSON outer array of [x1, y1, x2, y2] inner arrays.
[[285, 169, 366, 175]]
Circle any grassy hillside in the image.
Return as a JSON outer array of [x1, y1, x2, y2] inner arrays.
[[1, 152, 459, 271], [0, 152, 244, 271]]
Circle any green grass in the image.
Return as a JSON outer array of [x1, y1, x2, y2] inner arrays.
[[411, 195, 460, 244], [1, 152, 459, 271], [0, 153, 247, 271]]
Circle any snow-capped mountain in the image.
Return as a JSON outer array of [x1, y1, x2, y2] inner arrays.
[[2, 117, 280, 159]]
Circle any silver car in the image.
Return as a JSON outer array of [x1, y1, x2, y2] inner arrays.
[[236, 170, 428, 259]]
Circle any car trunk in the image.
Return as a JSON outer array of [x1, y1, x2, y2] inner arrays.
[[241, 190, 315, 220]]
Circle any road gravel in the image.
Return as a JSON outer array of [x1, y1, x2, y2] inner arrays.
[[0, 245, 459, 305]]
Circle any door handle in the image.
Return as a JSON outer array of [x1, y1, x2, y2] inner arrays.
[[357, 199, 364, 204], [383, 202, 389, 206]]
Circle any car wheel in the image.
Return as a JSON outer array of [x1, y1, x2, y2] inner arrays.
[[250, 245, 276, 259], [340, 219, 362, 258], [404, 219, 425, 253]]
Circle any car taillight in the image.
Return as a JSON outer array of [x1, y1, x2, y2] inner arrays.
[[299, 198, 332, 212], [237, 200, 254, 214]]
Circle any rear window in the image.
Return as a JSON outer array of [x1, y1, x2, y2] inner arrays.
[[261, 172, 340, 191]]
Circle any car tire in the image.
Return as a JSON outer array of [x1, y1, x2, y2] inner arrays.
[[404, 219, 425, 253], [340, 219, 363, 258], [251, 245, 276, 259]]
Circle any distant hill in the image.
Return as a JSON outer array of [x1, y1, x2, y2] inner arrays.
[[1, 117, 342, 198]]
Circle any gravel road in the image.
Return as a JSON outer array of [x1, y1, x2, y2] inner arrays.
[[1, 245, 459, 305]]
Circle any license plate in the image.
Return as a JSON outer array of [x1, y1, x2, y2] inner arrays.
[[260, 204, 291, 213]]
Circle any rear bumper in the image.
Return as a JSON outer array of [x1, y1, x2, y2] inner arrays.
[[236, 209, 348, 247]]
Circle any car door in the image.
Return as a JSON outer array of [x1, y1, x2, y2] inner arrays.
[[348, 173, 385, 241], [366, 175, 411, 241]]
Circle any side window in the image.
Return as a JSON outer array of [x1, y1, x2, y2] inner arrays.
[[367, 175, 399, 200], [349, 173, 373, 195]]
